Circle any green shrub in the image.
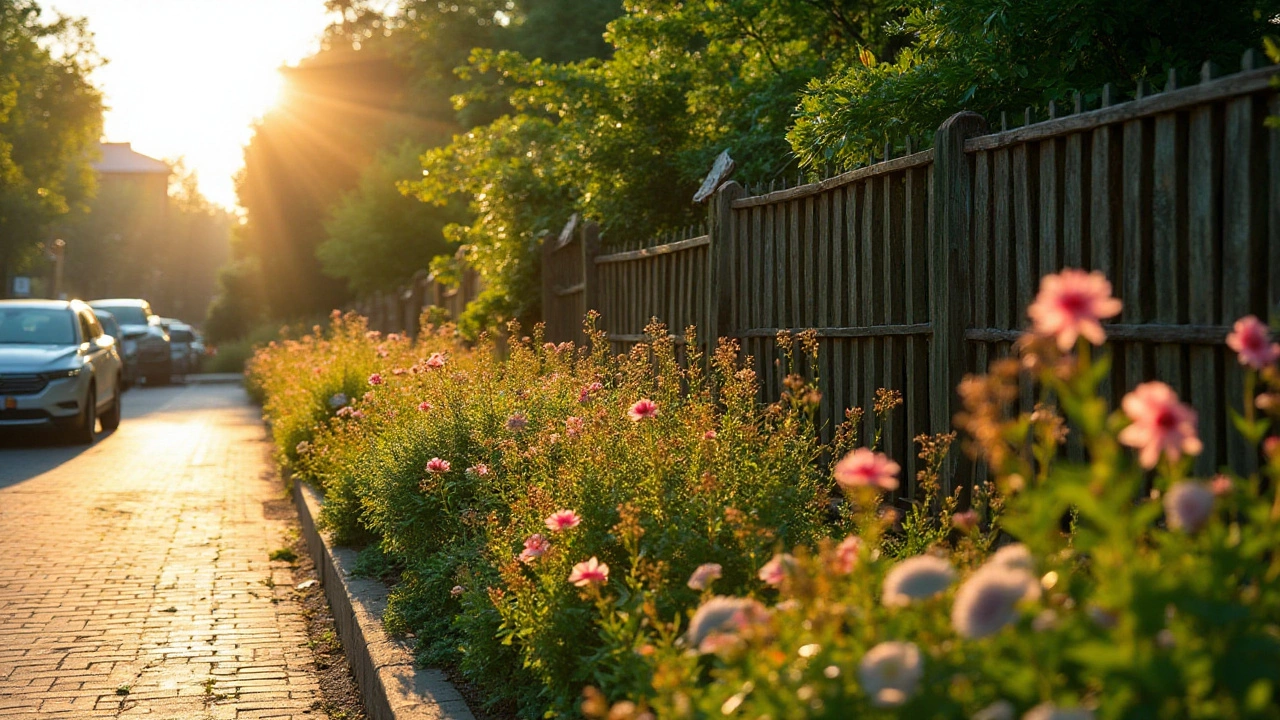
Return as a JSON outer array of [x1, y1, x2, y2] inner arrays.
[[250, 272, 1280, 719]]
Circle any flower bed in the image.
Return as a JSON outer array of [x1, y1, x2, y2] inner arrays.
[[249, 275, 1280, 720]]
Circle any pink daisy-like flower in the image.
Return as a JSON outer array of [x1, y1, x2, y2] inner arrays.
[[1027, 268, 1123, 351], [1227, 315, 1280, 369], [833, 448, 901, 492], [545, 510, 581, 532], [506, 413, 528, 431], [467, 463, 491, 477], [518, 534, 551, 563], [703, 429, 718, 440], [687, 563, 723, 591], [425, 353, 446, 369], [834, 535, 863, 574], [450, 585, 464, 597], [627, 398, 659, 421], [417, 401, 433, 412], [757, 553, 797, 586], [425, 457, 451, 474], [1118, 382, 1203, 469], [568, 557, 609, 587], [565, 416, 584, 437]]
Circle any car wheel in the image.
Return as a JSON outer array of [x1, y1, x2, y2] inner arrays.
[[70, 385, 96, 445], [100, 377, 122, 431]]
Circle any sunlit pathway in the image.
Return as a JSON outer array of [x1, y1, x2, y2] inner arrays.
[[0, 384, 323, 719]]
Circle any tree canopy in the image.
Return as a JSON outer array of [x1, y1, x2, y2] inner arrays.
[[0, 0, 103, 292]]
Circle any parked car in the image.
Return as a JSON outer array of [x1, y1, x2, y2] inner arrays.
[[0, 299, 124, 443], [92, 308, 138, 387], [159, 318, 199, 377], [87, 299, 171, 384]]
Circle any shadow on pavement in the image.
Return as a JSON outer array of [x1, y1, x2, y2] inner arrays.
[[0, 427, 112, 490]]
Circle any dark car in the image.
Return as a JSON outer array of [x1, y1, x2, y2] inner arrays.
[[87, 299, 172, 384], [92, 309, 137, 387]]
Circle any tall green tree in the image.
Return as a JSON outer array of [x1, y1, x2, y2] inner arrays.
[[0, 0, 103, 293], [788, 0, 1280, 169]]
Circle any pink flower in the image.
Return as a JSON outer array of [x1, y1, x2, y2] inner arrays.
[[425, 457, 451, 474], [506, 413, 528, 431], [425, 352, 446, 369], [450, 585, 464, 597], [545, 510, 581, 532], [467, 463, 491, 477], [757, 553, 797, 586], [952, 509, 980, 532], [565, 416, 584, 437], [1027, 269, 1123, 351], [687, 563, 723, 591], [833, 448, 901, 492], [569, 557, 609, 587], [417, 401, 433, 412], [834, 535, 863, 574], [1210, 474, 1233, 497], [703, 430, 718, 440], [1227, 315, 1280, 369], [519, 534, 551, 563], [578, 381, 603, 403], [627, 398, 659, 421], [1118, 382, 1203, 469]]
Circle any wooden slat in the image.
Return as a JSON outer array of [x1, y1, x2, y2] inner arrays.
[[830, 186, 848, 438], [1063, 131, 1086, 267], [1039, 137, 1061, 275], [883, 171, 906, 466], [973, 151, 992, 375], [790, 200, 803, 329], [1223, 92, 1264, 471], [861, 178, 879, 445], [1187, 98, 1223, 472], [1121, 117, 1151, 394], [905, 162, 930, 488], [817, 190, 833, 438], [993, 149, 1013, 330], [1152, 111, 1185, 388]]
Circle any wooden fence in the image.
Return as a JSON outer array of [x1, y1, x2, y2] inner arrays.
[[541, 55, 1280, 494], [353, 247, 482, 337]]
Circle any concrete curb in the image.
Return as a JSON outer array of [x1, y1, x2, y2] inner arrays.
[[184, 373, 244, 385], [292, 481, 478, 720]]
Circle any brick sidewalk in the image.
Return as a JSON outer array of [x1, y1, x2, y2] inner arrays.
[[0, 385, 324, 719]]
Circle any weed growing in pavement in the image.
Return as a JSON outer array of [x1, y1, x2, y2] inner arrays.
[[269, 547, 297, 562]]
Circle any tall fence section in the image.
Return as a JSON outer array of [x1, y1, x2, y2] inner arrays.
[[540, 57, 1280, 492]]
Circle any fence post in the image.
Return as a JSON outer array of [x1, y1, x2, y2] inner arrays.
[[580, 221, 601, 345], [930, 112, 987, 491], [708, 181, 745, 352]]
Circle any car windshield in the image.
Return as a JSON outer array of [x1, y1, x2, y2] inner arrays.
[[93, 305, 148, 325], [0, 308, 76, 345], [170, 329, 194, 342]]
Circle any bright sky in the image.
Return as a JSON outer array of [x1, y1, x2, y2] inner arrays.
[[47, 0, 336, 209]]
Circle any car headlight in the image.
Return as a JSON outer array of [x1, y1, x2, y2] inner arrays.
[[40, 367, 83, 380]]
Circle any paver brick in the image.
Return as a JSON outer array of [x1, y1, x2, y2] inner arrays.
[[0, 385, 326, 718]]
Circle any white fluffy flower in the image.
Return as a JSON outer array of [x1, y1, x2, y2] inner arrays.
[[972, 700, 1015, 720], [857, 641, 922, 707], [685, 596, 769, 653], [1163, 481, 1215, 533], [1022, 702, 1095, 720], [988, 543, 1034, 572], [951, 565, 1040, 639], [882, 555, 955, 607]]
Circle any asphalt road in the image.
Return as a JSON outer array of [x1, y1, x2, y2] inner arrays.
[[0, 384, 326, 719]]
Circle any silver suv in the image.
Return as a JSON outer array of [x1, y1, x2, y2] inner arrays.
[[0, 300, 124, 443]]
